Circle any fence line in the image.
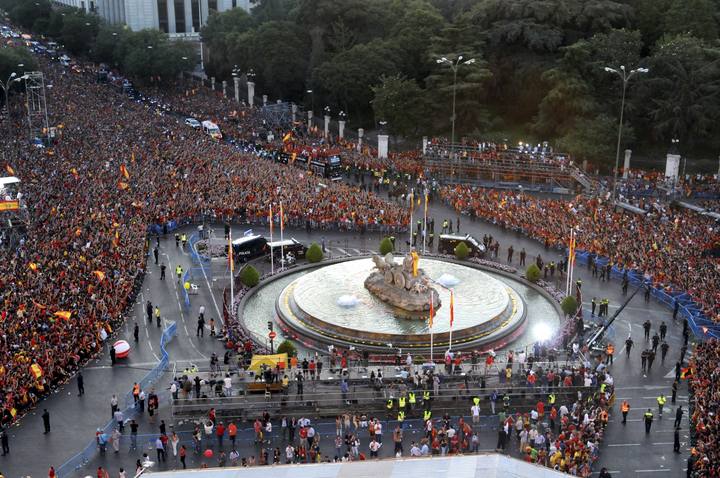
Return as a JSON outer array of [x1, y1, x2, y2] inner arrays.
[[56, 322, 177, 478]]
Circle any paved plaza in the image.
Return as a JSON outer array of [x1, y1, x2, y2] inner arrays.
[[0, 194, 691, 478]]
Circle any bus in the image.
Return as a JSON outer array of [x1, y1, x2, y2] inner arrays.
[[275, 152, 342, 181]]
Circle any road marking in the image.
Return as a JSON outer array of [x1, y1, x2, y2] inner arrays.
[[352, 248, 362, 254], [165, 252, 208, 360], [336, 248, 347, 255], [608, 443, 640, 447], [635, 469, 670, 473], [652, 442, 674, 445]]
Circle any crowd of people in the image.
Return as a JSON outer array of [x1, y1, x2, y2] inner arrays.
[[686, 339, 720, 476], [440, 185, 720, 323], [0, 50, 407, 426]]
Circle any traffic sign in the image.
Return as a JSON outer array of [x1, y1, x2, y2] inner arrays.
[[268, 331, 277, 340]]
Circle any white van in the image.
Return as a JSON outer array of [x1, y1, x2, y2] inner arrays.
[[201, 120, 222, 139]]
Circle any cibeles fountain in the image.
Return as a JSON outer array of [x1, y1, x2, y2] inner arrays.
[[364, 252, 441, 313], [244, 251, 563, 353]]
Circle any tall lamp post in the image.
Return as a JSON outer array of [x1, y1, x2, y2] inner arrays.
[[1, 70, 27, 139], [246, 68, 256, 108], [231, 64, 241, 103], [604, 65, 649, 202], [436, 55, 475, 158]]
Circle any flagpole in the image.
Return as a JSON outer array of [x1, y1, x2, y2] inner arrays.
[[229, 227, 234, 322], [280, 202, 285, 270], [449, 291, 454, 352], [269, 205, 274, 275], [565, 228, 572, 296], [429, 292, 434, 364], [422, 189, 428, 254], [408, 188, 414, 251]]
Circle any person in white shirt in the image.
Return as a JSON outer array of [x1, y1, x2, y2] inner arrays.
[[285, 444, 295, 463], [410, 442, 422, 456], [223, 374, 233, 397], [471, 404, 481, 424], [369, 438, 381, 458], [374, 421, 383, 443], [420, 441, 430, 455]]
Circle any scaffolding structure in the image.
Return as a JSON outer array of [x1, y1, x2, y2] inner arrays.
[[259, 102, 292, 131], [23, 71, 50, 143]]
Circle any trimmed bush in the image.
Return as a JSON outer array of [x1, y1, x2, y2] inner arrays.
[[454, 241, 470, 260], [238, 264, 260, 287], [561, 296, 579, 316], [306, 242, 324, 263], [525, 264, 541, 283], [276, 340, 298, 357], [379, 237, 394, 255]]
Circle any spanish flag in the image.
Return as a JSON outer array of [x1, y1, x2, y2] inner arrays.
[[118, 181, 129, 190], [30, 363, 43, 379], [32, 300, 46, 310], [449, 291, 455, 327], [93, 270, 106, 281], [28, 262, 38, 272], [5, 164, 14, 175], [282, 132, 292, 143], [429, 293, 434, 329], [70, 167, 79, 179], [113, 230, 120, 247], [228, 237, 234, 273], [680, 367, 694, 379], [291, 152, 297, 163], [120, 164, 130, 179], [54, 311, 72, 321]]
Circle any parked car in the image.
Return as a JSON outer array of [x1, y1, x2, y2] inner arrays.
[[184, 117, 201, 129], [438, 233, 486, 257]]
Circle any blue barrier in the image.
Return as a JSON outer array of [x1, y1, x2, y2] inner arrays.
[[56, 322, 177, 478], [571, 248, 719, 340]]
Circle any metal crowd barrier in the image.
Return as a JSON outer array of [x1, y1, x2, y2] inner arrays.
[[56, 322, 177, 478], [573, 249, 718, 340]]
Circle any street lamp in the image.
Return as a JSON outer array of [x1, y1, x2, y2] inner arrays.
[[604, 65, 649, 202], [306, 89, 314, 113], [436, 55, 475, 158], [0, 71, 27, 139]]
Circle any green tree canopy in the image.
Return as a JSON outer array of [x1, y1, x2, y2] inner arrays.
[[371, 74, 429, 139], [239, 264, 260, 287], [306, 243, 324, 263], [379, 237, 395, 255], [454, 241, 470, 260]]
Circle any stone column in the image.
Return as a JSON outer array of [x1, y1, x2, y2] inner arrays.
[[338, 120, 345, 139], [167, 0, 176, 33], [210, 77, 215, 91], [307, 110, 313, 129], [233, 77, 240, 103], [378, 134, 389, 159], [291, 103, 297, 122], [665, 153, 680, 181], [422, 136, 428, 155], [262, 95, 268, 106], [357, 128, 364, 152], [184, 0, 193, 33], [247, 81, 255, 108], [324, 114, 330, 138], [222, 80, 227, 97], [623, 149, 632, 179]]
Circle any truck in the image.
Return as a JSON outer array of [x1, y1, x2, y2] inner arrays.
[[202, 120, 222, 140]]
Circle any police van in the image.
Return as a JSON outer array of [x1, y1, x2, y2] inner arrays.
[[438, 233, 486, 257], [266, 238, 307, 262], [231, 235, 268, 262]]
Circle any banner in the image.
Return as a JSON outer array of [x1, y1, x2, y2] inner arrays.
[[0, 201, 19, 211]]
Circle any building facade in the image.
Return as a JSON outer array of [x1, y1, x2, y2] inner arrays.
[[54, 0, 251, 33]]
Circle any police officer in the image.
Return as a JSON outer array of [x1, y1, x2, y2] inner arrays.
[[408, 391, 416, 411], [423, 409, 432, 422], [644, 408, 654, 433], [657, 394, 666, 416], [176, 264, 183, 283], [591, 297, 597, 316], [621, 400, 630, 424], [422, 390, 431, 407], [386, 398, 394, 412]]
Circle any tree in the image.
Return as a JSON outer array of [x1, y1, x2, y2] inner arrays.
[[116, 30, 196, 84], [306, 243, 324, 263], [663, 0, 718, 41], [371, 74, 429, 139], [379, 237, 394, 255], [315, 39, 400, 119], [239, 264, 260, 287], [635, 35, 720, 146], [201, 8, 255, 78], [525, 264, 541, 282], [0, 48, 36, 89], [557, 115, 635, 166], [8, 0, 52, 30], [454, 241, 470, 260], [561, 295, 579, 316], [61, 13, 99, 55], [94, 25, 129, 65], [276, 339, 298, 357]]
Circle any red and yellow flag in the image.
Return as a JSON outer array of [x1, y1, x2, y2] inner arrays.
[[118, 181, 129, 190], [449, 291, 455, 327], [54, 311, 72, 321], [429, 293, 434, 329], [93, 270, 106, 281], [280, 202, 284, 232], [5, 164, 14, 175], [228, 237, 234, 272], [120, 164, 130, 179], [70, 167, 79, 179], [282, 132, 292, 143], [113, 230, 120, 247], [28, 262, 38, 272], [32, 300, 46, 310], [29, 363, 43, 379]]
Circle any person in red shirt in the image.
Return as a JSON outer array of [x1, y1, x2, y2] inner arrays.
[[228, 421, 238, 447], [537, 401, 545, 418], [216, 422, 225, 448]]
